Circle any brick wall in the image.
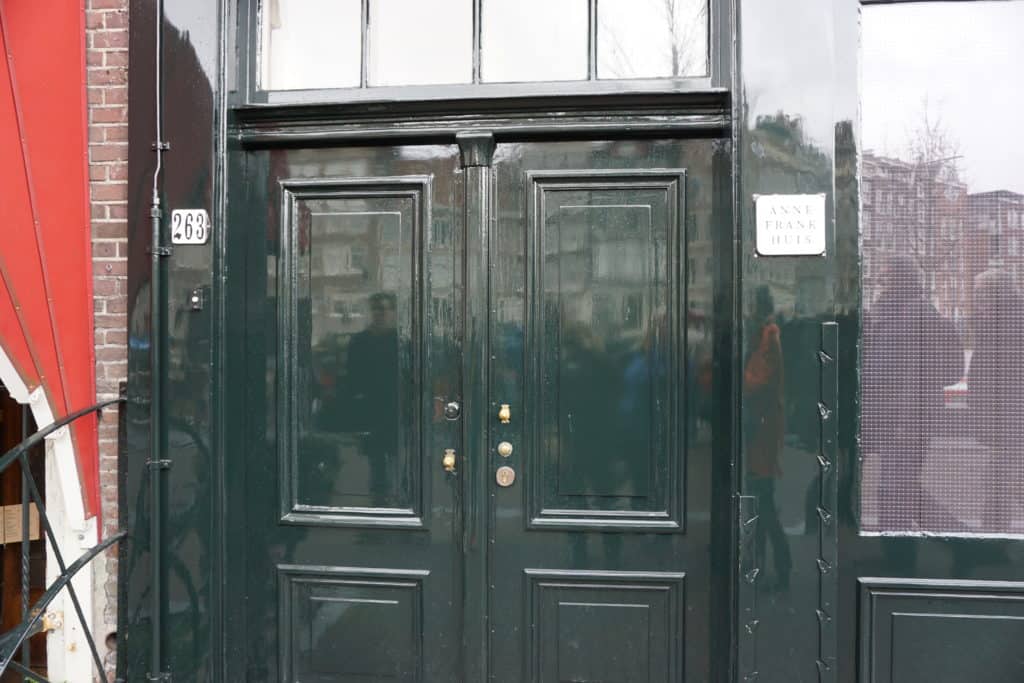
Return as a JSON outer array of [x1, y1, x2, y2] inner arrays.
[[86, 0, 129, 669]]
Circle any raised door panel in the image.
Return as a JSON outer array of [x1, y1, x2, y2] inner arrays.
[[279, 178, 431, 527], [526, 570, 686, 683], [525, 171, 686, 531], [860, 579, 1024, 683], [280, 565, 428, 683]]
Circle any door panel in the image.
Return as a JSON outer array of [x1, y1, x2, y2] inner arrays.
[[236, 145, 464, 682], [284, 180, 432, 525], [525, 172, 684, 530], [489, 140, 722, 683]]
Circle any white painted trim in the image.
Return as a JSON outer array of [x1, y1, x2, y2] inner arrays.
[[0, 351, 29, 404], [0, 345, 95, 683]]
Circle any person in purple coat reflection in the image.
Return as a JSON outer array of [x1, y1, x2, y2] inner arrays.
[[863, 256, 962, 530], [969, 268, 1024, 532]]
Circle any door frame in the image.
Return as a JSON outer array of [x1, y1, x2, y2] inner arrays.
[[220, 118, 738, 682]]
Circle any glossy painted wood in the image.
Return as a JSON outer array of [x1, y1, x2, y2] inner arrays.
[[228, 144, 464, 682], [859, 579, 1024, 683], [222, 136, 732, 682], [122, 0, 222, 679], [488, 139, 730, 682]]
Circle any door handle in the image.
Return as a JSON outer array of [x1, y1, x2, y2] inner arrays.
[[443, 448, 457, 473]]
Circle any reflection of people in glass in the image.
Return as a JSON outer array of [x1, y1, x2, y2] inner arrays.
[[346, 292, 400, 506], [863, 256, 962, 529], [969, 268, 1024, 531], [563, 319, 623, 567], [744, 286, 790, 591], [561, 321, 620, 491], [620, 313, 667, 495]]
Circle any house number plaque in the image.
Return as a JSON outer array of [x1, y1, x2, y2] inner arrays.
[[171, 209, 211, 245]]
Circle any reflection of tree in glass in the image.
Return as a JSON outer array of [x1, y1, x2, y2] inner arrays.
[[905, 97, 961, 174], [600, 0, 708, 79], [862, 98, 967, 323]]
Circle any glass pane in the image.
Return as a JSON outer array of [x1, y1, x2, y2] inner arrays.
[[368, 0, 473, 86], [598, 0, 709, 79], [860, 0, 1024, 535], [261, 0, 362, 90], [481, 0, 588, 83]]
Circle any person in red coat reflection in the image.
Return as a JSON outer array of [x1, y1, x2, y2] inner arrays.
[[744, 286, 790, 591]]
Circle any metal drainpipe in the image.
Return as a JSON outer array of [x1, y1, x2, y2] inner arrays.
[[20, 407, 29, 673], [148, 0, 170, 679]]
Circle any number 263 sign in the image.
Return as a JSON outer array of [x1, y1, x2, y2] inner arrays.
[[171, 209, 211, 245]]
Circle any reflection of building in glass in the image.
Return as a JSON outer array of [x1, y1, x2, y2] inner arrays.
[[862, 152, 968, 322], [966, 191, 1024, 292], [861, 148, 1024, 535], [742, 113, 832, 318], [863, 152, 1024, 326]]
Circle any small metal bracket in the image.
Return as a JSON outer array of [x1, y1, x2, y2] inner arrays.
[[146, 459, 172, 470], [151, 141, 170, 151], [189, 287, 205, 311], [146, 672, 171, 682], [41, 610, 63, 632]]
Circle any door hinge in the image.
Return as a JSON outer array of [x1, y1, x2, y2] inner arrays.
[[146, 459, 172, 470], [146, 672, 171, 682], [150, 245, 173, 257], [737, 494, 759, 682]]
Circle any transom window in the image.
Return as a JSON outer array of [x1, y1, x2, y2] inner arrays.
[[259, 0, 709, 92]]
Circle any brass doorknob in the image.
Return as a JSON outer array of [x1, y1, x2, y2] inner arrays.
[[442, 448, 456, 473]]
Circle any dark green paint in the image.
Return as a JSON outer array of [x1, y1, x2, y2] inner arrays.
[[860, 579, 1024, 683], [119, 1, 1024, 681], [222, 137, 730, 681], [456, 130, 492, 683], [122, 0, 222, 680], [487, 139, 732, 683], [227, 145, 464, 681]]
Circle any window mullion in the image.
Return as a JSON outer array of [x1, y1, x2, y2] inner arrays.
[[360, 0, 370, 88], [473, 0, 482, 84], [588, 0, 598, 80]]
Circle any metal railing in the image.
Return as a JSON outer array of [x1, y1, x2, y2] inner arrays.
[[0, 397, 126, 682]]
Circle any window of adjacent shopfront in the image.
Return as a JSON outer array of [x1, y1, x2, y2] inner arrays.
[[255, 0, 711, 94], [860, 0, 1024, 535]]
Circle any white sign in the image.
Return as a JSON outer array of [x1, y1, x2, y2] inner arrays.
[[755, 194, 826, 256], [170, 209, 211, 245]]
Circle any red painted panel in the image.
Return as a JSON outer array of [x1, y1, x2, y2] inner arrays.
[[0, 0, 98, 517], [0, 274, 40, 393], [0, 18, 64, 417]]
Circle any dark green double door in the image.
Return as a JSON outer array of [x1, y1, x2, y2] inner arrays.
[[233, 137, 728, 682]]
